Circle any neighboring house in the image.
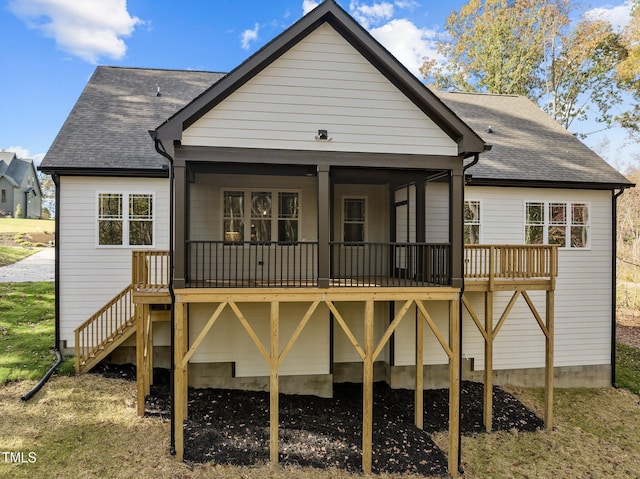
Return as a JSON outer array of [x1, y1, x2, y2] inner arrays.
[[0, 151, 42, 218], [39, 1, 632, 475]]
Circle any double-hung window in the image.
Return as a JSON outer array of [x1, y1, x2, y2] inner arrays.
[[223, 190, 299, 243], [97, 193, 154, 247], [525, 201, 589, 248]]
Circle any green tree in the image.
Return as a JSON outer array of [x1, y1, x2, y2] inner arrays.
[[422, 0, 627, 132]]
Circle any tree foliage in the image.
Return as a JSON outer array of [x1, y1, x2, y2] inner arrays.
[[617, 0, 640, 136], [421, 0, 628, 132]]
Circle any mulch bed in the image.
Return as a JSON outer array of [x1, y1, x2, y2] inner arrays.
[[92, 363, 543, 476]]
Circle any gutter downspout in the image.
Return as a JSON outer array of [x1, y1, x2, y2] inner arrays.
[[152, 134, 176, 455], [612, 188, 625, 388], [454, 152, 480, 474], [21, 174, 62, 401]]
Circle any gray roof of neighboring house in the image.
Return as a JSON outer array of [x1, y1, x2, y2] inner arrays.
[[41, 67, 631, 189], [437, 91, 632, 188], [40, 66, 226, 173], [0, 152, 37, 188]]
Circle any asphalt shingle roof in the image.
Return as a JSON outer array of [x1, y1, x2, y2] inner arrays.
[[41, 66, 225, 172], [436, 91, 632, 187], [42, 66, 630, 188], [0, 152, 35, 187]]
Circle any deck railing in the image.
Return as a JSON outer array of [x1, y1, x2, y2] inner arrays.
[[132, 244, 556, 290], [186, 240, 319, 287], [330, 242, 450, 286], [74, 284, 134, 372], [464, 244, 558, 284], [132, 250, 170, 290]]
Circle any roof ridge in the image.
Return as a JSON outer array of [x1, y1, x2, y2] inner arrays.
[[437, 90, 524, 99], [98, 65, 227, 75]]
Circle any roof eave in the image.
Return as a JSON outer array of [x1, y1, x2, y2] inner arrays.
[[467, 176, 635, 190], [37, 165, 169, 178]]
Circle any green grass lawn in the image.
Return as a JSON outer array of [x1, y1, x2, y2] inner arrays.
[[0, 282, 73, 383], [616, 342, 640, 394], [0, 245, 39, 266], [0, 218, 55, 234]]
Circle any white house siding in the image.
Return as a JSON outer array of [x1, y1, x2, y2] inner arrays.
[[58, 176, 169, 348], [182, 23, 457, 156], [465, 186, 612, 370], [188, 302, 330, 377], [393, 186, 613, 371]]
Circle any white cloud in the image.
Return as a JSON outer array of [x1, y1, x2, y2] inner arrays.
[[8, 0, 142, 63], [4, 147, 45, 165], [302, 0, 321, 15], [350, 1, 395, 28], [241, 23, 260, 50], [585, 1, 633, 31], [370, 18, 440, 78]]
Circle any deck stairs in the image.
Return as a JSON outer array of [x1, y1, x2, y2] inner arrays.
[[74, 284, 136, 374]]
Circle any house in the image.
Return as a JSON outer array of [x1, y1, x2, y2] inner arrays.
[[39, 1, 632, 476], [0, 151, 42, 218]]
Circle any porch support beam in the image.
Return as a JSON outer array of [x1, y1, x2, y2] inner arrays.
[[174, 301, 187, 462], [545, 291, 554, 430], [448, 297, 461, 478], [173, 159, 187, 289], [317, 165, 331, 288], [136, 304, 146, 416], [450, 168, 464, 288], [484, 291, 494, 432], [270, 302, 280, 464], [362, 300, 375, 475], [414, 306, 424, 429]]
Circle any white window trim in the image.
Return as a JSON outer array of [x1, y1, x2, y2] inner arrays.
[[523, 200, 591, 249], [96, 191, 156, 248], [464, 199, 482, 244], [221, 188, 302, 243], [341, 195, 368, 243]]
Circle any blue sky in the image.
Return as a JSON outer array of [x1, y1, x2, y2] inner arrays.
[[0, 0, 637, 169]]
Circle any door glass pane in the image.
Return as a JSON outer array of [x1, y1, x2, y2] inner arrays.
[[251, 192, 271, 242]]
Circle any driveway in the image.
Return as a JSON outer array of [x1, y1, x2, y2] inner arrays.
[[0, 248, 55, 282]]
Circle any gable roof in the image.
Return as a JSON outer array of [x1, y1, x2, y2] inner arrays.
[[437, 92, 632, 189], [40, 67, 225, 174], [155, 0, 486, 157], [0, 152, 42, 193]]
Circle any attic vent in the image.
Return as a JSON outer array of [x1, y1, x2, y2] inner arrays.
[[156, 86, 162, 97], [486, 125, 493, 133]]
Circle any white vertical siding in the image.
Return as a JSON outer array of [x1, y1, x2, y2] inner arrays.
[[182, 24, 457, 156], [59, 176, 169, 347]]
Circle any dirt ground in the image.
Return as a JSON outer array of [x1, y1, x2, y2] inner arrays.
[[0, 231, 54, 247], [617, 308, 640, 349]]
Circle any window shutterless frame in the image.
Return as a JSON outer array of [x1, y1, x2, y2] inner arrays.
[[523, 200, 590, 249], [341, 195, 367, 243], [221, 188, 301, 243], [96, 192, 155, 248]]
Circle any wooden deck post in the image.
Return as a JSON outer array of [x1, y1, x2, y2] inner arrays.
[[270, 301, 280, 464], [484, 291, 494, 432], [415, 306, 424, 429], [362, 300, 374, 474], [545, 290, 554, 430], [174, 301, 186, 462], [145, 304, 152, 396], [136, 304, 146, 416], [448, 298, 460, 478]]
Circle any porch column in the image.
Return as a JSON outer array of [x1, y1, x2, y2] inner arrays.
[[173, 158, 187, 289], [450, 168, 464, 288], [317, 165, 331, 288]]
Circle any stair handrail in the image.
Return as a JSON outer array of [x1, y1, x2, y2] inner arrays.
[[74, 284, 134, 373]]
